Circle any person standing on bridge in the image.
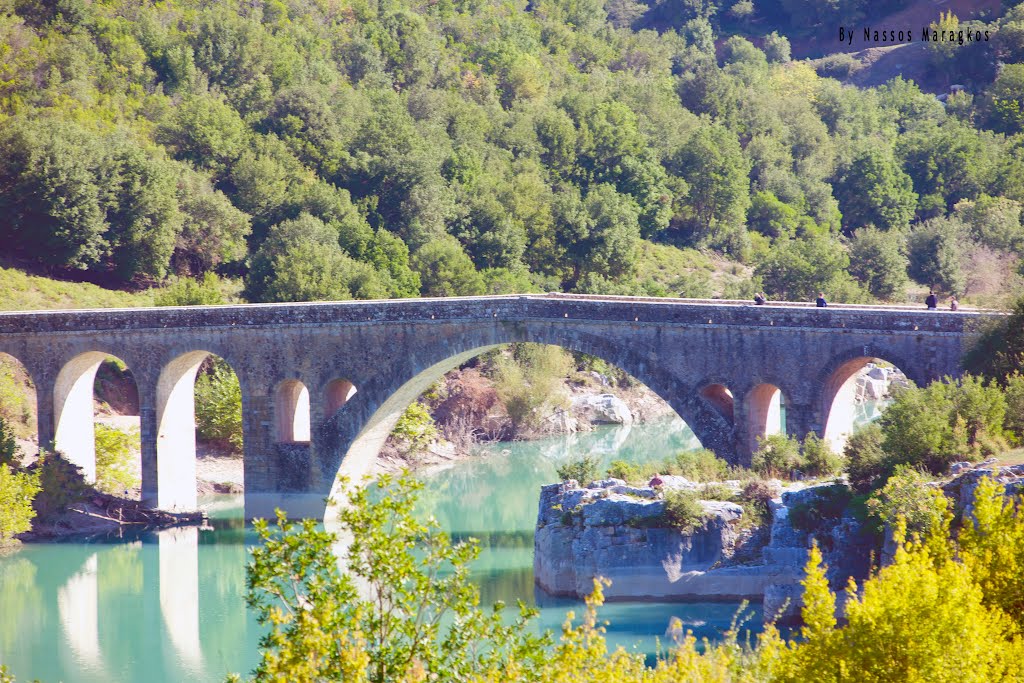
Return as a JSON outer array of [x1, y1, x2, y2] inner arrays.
[[950, 295, 959, 311], [926, 290, 938, 309], [754, 292, 766, 305], [816, 292, 827, 307]]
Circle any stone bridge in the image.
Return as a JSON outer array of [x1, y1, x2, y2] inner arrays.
[[0, 294, 999, 519]]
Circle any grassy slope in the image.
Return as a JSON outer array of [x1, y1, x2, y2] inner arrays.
[[0, 267, 156, 311]]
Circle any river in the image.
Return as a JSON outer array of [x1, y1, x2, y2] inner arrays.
[[1, 411, 890, 681]]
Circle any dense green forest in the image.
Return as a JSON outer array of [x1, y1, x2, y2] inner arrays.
[[2, 0, 1024, 305]]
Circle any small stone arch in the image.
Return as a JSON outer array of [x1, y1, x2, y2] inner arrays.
[[699, 383, 734, 423], [324, 379, 357, 418], [745, 383, 787, 456], [275, 379, 310, 443], [817, 347, 917, 453], [156, 351, 245, 511], [54, 351, 138, 484]]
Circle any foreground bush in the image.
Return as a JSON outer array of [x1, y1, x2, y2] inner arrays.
[[229, 472, 1024, 683], [0, 464, 40, 546]]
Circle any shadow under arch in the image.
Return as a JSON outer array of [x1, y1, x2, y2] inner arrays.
[[156, 351, 245, 511], [54, 351, 138, 484], [744, 383, 787, 456], [817, 346, 918, 454], [322, 333, 735, 518]]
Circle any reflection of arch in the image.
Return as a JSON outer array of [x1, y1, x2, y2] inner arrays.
[[275, 380, 310, 443], [0, 352, 37, 446], [820, 354, 912, 452], [54, 352, 136, 483], [323, 334, 729, 517], [699, 384, 734, 422], [156, 351, 243, 511], [746, 383, 786, 455], [325, 379, 357, 417], [57, 554, 103, 673]]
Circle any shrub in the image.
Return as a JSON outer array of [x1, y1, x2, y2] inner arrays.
[[700, 482, 734, 501], [154, 273, 227, 306], [27, 451, 88, 519], [751, 433, 801, 478], [391, 401, 438, 452], [801, 433, 843, 478], [738, 479, 780, 527], [662, 489, 707, 532], [865, 467, 944, 538], [671, 448, 730, 482], [493, 344, 571, 433], [788, 483, 853, 534], [94, 424, 140, 495], [556, 454, 600, 485], [844, 423, 887, 493], [194, 358, 243, 452], [0, 416, 18, 469], [606, 459, 640, 483], [0, 464, 40, 546]]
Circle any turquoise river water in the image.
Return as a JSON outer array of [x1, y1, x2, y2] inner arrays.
[[0, 409, 886, 682]]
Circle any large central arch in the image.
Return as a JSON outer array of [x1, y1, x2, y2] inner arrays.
[[320, 329, 735, 518]]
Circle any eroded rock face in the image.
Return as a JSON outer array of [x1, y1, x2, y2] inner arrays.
[[534, 481, 802, 602], [535, 479, 873, 625], [571, 394, 634, 425]]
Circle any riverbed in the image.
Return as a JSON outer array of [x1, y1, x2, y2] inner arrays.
[[0, 418, 797, 681]]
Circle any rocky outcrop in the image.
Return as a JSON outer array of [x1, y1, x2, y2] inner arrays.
[[571, 394, 634, 425], [535, 479, 873, 624], [853, 364, 909, 402]]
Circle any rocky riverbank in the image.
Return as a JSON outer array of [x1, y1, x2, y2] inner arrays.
[[533, 476, 875, 623]]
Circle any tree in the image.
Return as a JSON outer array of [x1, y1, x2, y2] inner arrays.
[[755, 235, 864, 302], [172, 171, 251, 276], [848, 227, 909, 301], [833, 147, 917, 234], [954, 195, 1024, 253], [762, 31, 791, 63], [235, 474, 549, 682], [154, 274, 226, 307], [0, 464, 40, 547], [669, 124, 751, 256], [985, 64, 1024, 134], [194, 359, 243, 453], [906, 216, 966, 294], [411, 235, 486, 297]]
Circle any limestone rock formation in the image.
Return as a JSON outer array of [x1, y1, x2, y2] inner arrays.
[[571, 394, 634, 425]]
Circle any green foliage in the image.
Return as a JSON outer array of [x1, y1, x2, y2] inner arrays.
[[662, 488, 708, 532], [93, 424, 139, 495], [556, 454, 601, 485], [239, 474, 549, 682], [606, 459, 639, 483], [788, 484, 852, 534], [755, 236, 866, 303], [194, 358, 243, 452], [29, 451, 89, 519], [964, 296, 1024, 382], [671, 448, 731, 482], [411, 235, 485, 297], [0, 463, 40, 546], [864, 467, 944, 537], [153, 273, 226, 307], [879, 376, 1008, 476], [907, 216, 966, 294], [751, 433, 801, 478], [844, 423, 887, 493], [391, 401, 438, 452], [959, 476, 1024, 627], [833, 146, 918, 234], [0, 417, 17, 469], [800, 433, 843, 478], [492, 344, 571, 433], [848, 227, 909, 301]]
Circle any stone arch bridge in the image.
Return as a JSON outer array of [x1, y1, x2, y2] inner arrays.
[[0, 294, 998, 519]]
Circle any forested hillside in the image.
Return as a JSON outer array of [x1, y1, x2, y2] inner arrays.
[[2, 0, 1024, 305]]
